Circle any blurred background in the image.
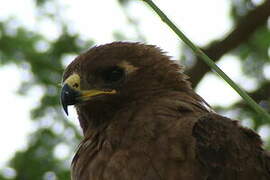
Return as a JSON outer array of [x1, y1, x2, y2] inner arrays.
[[0, 0, 269, 179]]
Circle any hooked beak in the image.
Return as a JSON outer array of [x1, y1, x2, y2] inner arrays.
[[60, 74, 116, 115], [60, 84, 81, 115]]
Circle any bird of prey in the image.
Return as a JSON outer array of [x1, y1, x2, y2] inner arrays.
[[60, 42, 270, 180]]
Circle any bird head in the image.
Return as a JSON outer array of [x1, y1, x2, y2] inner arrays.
[[61, 42, 192, 130]]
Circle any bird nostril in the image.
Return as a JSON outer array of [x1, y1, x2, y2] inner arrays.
[[73, 83, 79, 89]]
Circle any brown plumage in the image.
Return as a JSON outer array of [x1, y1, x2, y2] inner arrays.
[[60, 42, 270, 180]]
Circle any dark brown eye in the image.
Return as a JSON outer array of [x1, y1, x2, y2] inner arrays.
[[103, 67, 125, 83]]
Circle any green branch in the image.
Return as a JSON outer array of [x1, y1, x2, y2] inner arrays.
[[141, 0, 270, 122]]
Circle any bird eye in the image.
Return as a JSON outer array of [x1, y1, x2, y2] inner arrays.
[[103, 66, 125, 83]]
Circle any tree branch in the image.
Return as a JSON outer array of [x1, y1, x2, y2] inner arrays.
[[186, 0, 270, 87], [234, 82, 270, 111], [142, 0, 270, 122]]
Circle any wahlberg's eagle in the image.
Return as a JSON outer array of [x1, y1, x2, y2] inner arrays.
[[61, 42, 270, 180]]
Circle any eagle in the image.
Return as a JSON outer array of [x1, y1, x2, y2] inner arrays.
[[60, 42, 270, 180]]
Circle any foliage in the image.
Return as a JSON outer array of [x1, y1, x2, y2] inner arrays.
[[229, 0, 270, 129], [142, 0, 270, 121], [0, 2, 92, 178]]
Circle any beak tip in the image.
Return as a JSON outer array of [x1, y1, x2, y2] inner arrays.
[[60, 89, 69, 116], [61, 84, 79, 116], [63, 104, 69, 116], [61, 96, 69, 116]]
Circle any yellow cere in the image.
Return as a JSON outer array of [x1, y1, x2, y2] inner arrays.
[[64, 73, 81, 90], [82, 89, 116, 97], [81, 89, 117, 100]]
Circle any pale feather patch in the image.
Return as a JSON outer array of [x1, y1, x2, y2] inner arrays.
[[118, 61, 139, 74], [82, 139, 92, 149], [199, 101, 215, 112]]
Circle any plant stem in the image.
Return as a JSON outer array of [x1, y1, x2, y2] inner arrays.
[[141, 0, 270, 122]]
